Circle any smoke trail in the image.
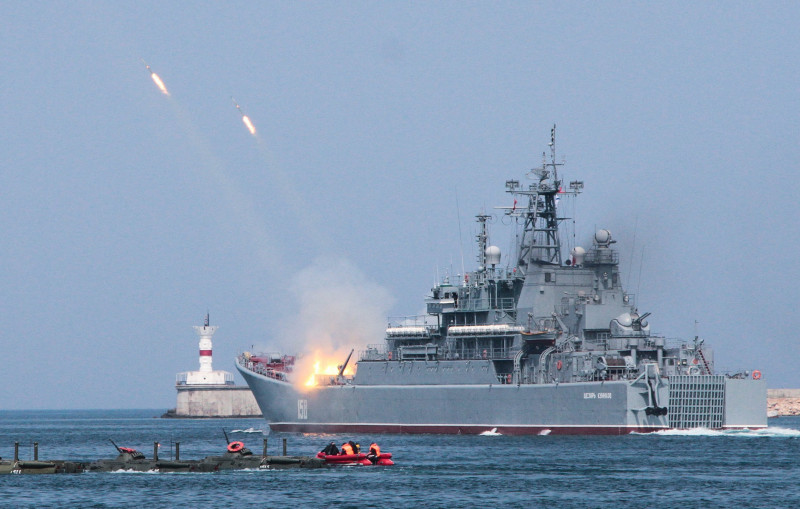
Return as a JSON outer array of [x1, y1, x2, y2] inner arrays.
[[141, 64, 387, 368], [139, 60, 286, 277], [227, 97, 335, 254]]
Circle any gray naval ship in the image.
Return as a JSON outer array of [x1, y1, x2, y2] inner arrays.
[[238, 127, 767, 435]]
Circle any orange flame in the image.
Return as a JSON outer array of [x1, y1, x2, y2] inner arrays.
[[150, 72, 169, 96], [302, 357, 355, 387], [241, 115, 256, 135]]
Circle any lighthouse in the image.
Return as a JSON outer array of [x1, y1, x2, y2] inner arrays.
[[167, 313, 261, 418], [178, 313, 234, 385], [195, 313, 217, 374]]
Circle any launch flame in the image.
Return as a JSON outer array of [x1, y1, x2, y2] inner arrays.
[[301, 353, 356, 387], [281, 258, 394, 390], [241, 115, 256, 135], [150, 72, 169, 96]]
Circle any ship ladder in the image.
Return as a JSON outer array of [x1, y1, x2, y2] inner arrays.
[[537, 347, 555, 384], [697, 348, 711, 374], [513, 349, 526, 385]]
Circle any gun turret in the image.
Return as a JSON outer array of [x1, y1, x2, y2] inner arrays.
[[338, 349, 355, 377]]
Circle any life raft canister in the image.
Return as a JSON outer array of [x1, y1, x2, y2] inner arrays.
[[227, 441, 245, 453], [556, 360, 563, 371], [752, 370, 762, 380]]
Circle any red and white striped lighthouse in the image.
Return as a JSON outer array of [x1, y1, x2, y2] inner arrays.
[[178, 313, 234, 386], [194, 313, 218, 373]]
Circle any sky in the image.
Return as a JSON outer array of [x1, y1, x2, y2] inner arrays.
[[1, 2, 799, 409]]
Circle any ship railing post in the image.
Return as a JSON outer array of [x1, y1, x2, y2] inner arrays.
[[34, 442, 38, 461], [154, 442, 159, 461], [175, 442, 180, 461], [14, 442, 19, 462], [282, 438, 287, 456], [263, 438, 267, 458]]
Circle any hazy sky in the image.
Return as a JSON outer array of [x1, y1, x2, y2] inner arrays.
[[2, 2, 799, 409]]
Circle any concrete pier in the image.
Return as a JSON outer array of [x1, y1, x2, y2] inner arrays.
[[164, 385, 261, 418]]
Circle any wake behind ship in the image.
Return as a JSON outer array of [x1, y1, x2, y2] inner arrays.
[[237, 128, 766, 435]]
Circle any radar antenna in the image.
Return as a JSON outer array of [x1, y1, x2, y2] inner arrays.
[[498, 125, 582, 273]]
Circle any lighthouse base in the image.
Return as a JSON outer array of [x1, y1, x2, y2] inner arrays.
[[165, 384, 262, 418]]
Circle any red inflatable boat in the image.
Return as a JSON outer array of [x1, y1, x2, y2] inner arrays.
[[316, 452, 394, 466]]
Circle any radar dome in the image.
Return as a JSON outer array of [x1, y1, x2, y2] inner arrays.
[[485, 246, 501, 266], [595, 229, 612, 246], [570, 246, 586, 265]]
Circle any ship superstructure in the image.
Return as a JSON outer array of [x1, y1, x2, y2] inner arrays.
[[237, 128, 766, 434]]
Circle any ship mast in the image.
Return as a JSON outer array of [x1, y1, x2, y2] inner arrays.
[[503, 125, 580, 274], [475, 212, 490, 284]]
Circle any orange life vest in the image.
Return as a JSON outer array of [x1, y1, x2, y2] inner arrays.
[[369, 443, 380, 456], [341, 443, 354, 455]]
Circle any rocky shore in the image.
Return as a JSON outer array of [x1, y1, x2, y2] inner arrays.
[[767, 398, 800, 417], [767, 389, 800, 417]]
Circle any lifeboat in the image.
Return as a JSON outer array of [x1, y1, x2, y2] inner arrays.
[[316, 452, 394, 466]]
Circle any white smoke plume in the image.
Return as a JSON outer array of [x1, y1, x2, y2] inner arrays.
[[279, 256, 395, 385]]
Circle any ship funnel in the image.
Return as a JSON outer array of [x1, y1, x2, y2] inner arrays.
[[485, 246, 501, 266]]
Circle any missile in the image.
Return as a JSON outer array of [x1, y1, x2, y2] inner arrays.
[[231, 96, 244, 114], [232, 96, 257, 135], [140, 58, 169, 96]]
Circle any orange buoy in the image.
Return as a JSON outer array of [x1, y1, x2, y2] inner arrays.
[[227, 441, 245, 453], [752, 370, 762, 380]]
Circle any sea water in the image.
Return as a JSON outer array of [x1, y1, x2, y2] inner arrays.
[[1, 410, 798, 508]]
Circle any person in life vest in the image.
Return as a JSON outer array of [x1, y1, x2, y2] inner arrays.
[[349, 441, 360, 454], [340, 442, 355, 455], [367, 442, 381, 464], [321, 442, 339, 455]]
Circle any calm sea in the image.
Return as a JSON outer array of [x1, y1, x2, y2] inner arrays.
[[0, 410, 797, 508]]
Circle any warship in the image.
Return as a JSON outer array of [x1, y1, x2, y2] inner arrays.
[[237, 127, 767, 435]]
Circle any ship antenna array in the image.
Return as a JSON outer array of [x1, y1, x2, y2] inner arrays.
[[476, 212, 490, 283], [550, 124, 558, 183], [497, 126, 583, 269]]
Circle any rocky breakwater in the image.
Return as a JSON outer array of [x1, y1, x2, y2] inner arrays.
[[767, 389, 800, 417]]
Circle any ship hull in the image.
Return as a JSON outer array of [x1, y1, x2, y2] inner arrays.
[[237, 362, 766, 435]]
